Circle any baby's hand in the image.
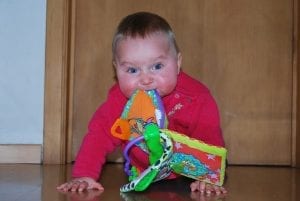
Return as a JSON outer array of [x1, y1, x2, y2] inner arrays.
[[190, 181, 227, 195], [57, 177, 104, 192]]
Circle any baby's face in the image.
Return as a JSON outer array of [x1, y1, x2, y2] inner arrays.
[[114, 33, 182, 98]]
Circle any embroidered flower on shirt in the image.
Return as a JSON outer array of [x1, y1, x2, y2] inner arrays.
[[168, 103, 183, 116], [174, 93, 180, 99]]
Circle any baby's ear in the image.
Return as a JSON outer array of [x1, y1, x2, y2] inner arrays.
[[177, 52, 182, 74], [112, 60, 117, 68]]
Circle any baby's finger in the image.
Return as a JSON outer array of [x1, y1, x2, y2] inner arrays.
[[205, 184, 214, 195], [199, 182, 206, 194], [78, 181, 89, 192], [190, 181, 200, 192], [56, 183, 68, 191], [212, 185, 227, 195], [70, 181, 81, 192], [190, 181, 197, 192], [219, 186, 227, 194], [213, 185, 221, 195], [64, 183, 74, 192]]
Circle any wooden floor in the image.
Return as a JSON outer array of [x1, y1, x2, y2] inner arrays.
[[0, 163, 299, 201]]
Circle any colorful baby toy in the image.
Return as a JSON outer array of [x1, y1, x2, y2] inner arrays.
[[111, 89, 227, 192]]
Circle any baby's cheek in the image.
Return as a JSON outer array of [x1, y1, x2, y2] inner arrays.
[[120, 85, 135, 98], [160, 82, 177, 96], [121, 89, 132, 98]]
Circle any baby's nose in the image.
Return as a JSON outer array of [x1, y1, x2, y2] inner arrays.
[[140, 73, 154, 86]]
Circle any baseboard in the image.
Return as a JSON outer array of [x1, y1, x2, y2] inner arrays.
[[0, 144, 42, 163]]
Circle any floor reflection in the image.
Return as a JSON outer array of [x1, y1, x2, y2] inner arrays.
[[0, 163, 299, 201]]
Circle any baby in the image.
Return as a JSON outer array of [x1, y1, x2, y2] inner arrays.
[[57, 11, 227, 195]]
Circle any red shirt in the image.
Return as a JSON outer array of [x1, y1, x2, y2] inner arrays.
[[72, 71, 225, 180]]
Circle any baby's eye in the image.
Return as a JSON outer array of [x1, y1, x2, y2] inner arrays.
[[152, 63, 163, 71], [127, 67, 138, 74]]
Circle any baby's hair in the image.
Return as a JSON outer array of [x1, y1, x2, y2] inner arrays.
[[112, 12, 180, 59]]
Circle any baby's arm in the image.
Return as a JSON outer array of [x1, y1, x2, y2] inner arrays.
[[57, 177, 104, 192], [190, 180, 227, 195]]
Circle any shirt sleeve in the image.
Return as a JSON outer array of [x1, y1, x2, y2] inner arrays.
[[189, 92, 225, 147], [72, 86, 124, 180]]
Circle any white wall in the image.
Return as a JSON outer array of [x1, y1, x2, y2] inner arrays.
[[0, 1, 46, 144]]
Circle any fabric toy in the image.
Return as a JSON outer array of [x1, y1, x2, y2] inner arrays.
[[111, 90, 227, 192]]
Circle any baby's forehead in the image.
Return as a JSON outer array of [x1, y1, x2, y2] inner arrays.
[[117, 33, 173, 50], [113, 32, 178, 61], [120, 37, 173, 54]]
